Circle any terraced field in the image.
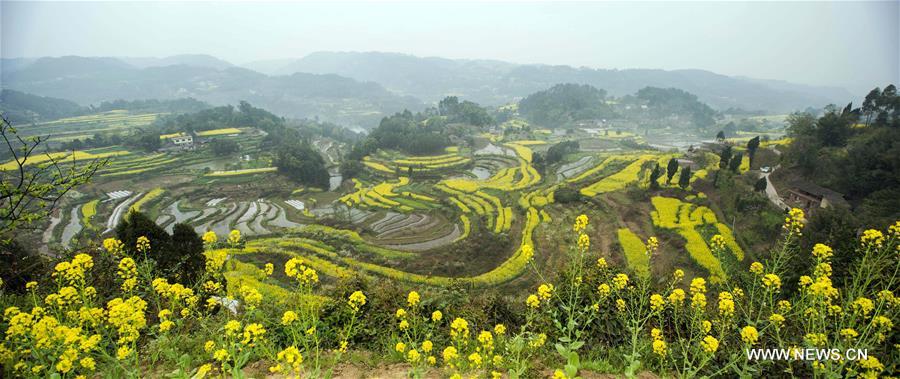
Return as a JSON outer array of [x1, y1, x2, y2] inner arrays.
[[15, 110, 161, 143], [649, 196, 744, 283], [366, 212, 461, 251], [0, 147, 132, 171], [29, 118, 752, 298], [225, 204, 543, 287]]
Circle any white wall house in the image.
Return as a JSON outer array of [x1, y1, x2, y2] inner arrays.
[[172, 135, 193, 146]]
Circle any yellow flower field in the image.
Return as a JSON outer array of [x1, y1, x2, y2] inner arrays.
[[196, 128, 242, 137], [205, 167, 277, 177], [617, 228, 650, 279], [130, 188, 165, 213], [0, 149, 131, 171]]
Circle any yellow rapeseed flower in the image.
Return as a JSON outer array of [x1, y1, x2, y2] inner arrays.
[[407, 291, 421, 307], [709, 234, 726, 252], [613, 274, 629, 290], [537, 283, 554, 300], [668, 289, 686, 306], [650, 294, 665, 311], [652, 339, 667, 357], [450, 317, 469, 339], [407, 349, 421, 363], [749, 262, 764, 275], [202, 231, 218, 244], [812, 243, 833, 260], [227, 229, 242, 246], [136, 236, 151, 253], [573, 214, 589, 233], [690, 277, 707, 295], [852, 297, 875, 316], [740, 326, 759, 345], [282, 311, 298, 325], [762, 274, 782, 290], [769, 313, 785, 326], [103, 238, 125, 255], [700, 335, 719, 353], [577, 233, 590, 251], [442, 346, 458, 363], [784, 208, 805, 234], [860, 229, 884, 248], [840, 328, 859, 340], [348, 291, 367, 312], [241, 323, 266, 346], [597, 283, 611, 298], [691, 293, 707, 310]]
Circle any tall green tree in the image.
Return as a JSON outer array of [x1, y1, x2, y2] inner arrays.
[[729, 152, 744, 173], [115, 211, 205, 283], [714, 145, 732, 186], [754, 177, 768, 192], [718, 145, 733, 170], [678, 166, 692, 189], [746, 136, 760, 167], [665, 158, 679, 184], [649, 163, 663, 189]]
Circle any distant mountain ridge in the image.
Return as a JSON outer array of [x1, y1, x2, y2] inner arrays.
[[2, 52, 857, 126], [1, 56, 422, 126], [271, 51, 854, 113], [119, 54, 234, 70]]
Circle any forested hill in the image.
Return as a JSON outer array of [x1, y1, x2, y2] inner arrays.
[[0, 89, 210, 124], [780, 85, 900, 229], [267, 51, 852, 113], [516, 84, 719, 131], [633, 87, 718, 129], [518, 83, 615, 126], [0, 89, 85, 124], [1, 56, 423, 127]]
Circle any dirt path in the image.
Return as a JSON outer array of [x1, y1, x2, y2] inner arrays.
[[105, 192, 142, 233], [40, 211, 63, 256], [759, 166, 787, 210]]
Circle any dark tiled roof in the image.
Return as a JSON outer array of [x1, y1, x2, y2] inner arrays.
[[787, 180, 849, 207]]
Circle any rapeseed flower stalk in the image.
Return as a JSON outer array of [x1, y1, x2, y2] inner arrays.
[[201, 230, 218, 245], [117, 257, 138, 293], [135, 236, 150, 254], [103, 237, 125, 256], [227, 229, 241, 247]]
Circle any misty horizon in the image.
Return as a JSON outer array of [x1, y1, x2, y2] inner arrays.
[[3, 1, 897, 95]]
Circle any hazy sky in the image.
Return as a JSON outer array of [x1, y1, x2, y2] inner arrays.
[[2, 1, 898, 94]]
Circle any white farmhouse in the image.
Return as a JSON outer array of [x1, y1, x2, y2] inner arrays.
[[171, 134, 193, 146]]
